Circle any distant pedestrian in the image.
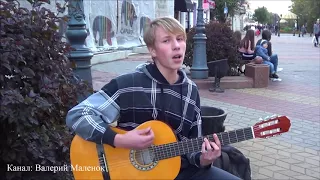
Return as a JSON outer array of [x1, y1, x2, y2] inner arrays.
[[313, 19, 319, 47]]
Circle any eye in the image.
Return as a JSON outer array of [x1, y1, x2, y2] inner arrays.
[[177, 36, 184, 41], [163, 39, 169, 43]]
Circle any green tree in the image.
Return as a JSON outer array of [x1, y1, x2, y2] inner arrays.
[[252, 6, 270, 24], [210, 0, 242, 22], [267, 12, 274, 25], [290, 0, 320, 32]]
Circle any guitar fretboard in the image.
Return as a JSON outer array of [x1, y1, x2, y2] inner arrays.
[[151, 127, 253, 161]]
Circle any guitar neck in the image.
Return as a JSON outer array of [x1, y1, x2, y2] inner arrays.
[[152, 127, 254, 161]]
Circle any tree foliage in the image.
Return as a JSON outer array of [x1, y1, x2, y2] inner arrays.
[[0, 0, 91, 179], [210, 0, 242, 22], [252, 6, 270, 24], [267, 12, 275, 25], [290, 0, 320, 31]]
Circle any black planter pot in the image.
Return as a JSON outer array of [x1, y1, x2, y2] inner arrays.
[[207, 59, 229, 93], [201, 106, 227, 135]]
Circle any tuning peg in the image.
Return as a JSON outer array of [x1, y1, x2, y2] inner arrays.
[[271, 114, 278, 118], [258, 117, 263, 121], [264, 116, 270, 121]]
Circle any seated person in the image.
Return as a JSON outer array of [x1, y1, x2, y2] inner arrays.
[[237, 30, 262, 73], [255, 40, 279, 79], [66, 17, 240, 180], [256, 30, 282, 72]]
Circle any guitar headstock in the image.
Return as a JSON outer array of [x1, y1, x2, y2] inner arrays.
[[253, 115, 291, 138]]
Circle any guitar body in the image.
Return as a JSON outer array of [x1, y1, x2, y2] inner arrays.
[[70, 120, 181, 180]]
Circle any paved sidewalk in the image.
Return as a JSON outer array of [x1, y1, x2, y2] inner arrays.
[[91, 34, 320, 179]]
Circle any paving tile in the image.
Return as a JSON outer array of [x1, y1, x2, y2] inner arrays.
[[305, 157, 320, 166], [273, 172, 296, 179], [251, 160, 273, 167], [309, 167, 320, 173], [251, 143, 267, 150], [275, 160, 291, 169], [264, 165, 287, 172], [253, 150, 274, 156], [294, 162, 319, 170], [291, 145, 306, 151], [264, 146, 278, 154], [249, 151, 263, 160], [258, 168, 274, 177], [277, 170, 305, 177], [308, 155, 320, 161], [293, 175, 318, 180], [290, 164, 306, 174], [277, 158, 302, 164], [252, 173, 270, 180], [294, 152, 317, 157], [261, 156, 276, 164]]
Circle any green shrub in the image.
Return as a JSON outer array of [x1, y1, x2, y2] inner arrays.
[[184, 21, 239, 76], [0, 0, 91, 179]]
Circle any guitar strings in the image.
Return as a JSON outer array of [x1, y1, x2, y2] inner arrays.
[[99, 126, 275, 168], [105, 129, 255, 162], [102, 136, 253, 168]]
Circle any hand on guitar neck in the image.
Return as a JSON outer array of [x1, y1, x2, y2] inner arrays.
[[199, 135, 221, 167], [114, 127, 155, 150]]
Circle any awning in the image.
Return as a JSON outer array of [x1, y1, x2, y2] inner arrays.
[[281, 12, 297, 20], [174, 0, 194, 12]]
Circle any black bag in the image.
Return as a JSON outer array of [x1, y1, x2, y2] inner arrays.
[[212, 145, 251, 180]]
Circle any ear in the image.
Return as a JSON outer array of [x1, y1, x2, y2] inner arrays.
[[148, 46, 156, 58]]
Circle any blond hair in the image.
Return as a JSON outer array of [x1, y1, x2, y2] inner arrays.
[[143, 17, 186, 48]]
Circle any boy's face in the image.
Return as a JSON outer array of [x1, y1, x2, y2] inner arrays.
[[263, 43, 268, 48], [149, 26, 186, 71]]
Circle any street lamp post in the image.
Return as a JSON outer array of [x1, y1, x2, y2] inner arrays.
[[66, 0, 93, 89], [190, 0, 208, 79]]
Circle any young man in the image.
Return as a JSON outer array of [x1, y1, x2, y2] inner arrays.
[[255, 39, 279, 79], [66, 17, 239, 180]]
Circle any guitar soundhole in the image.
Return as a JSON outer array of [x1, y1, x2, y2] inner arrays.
[[129, 149, 158, 171]]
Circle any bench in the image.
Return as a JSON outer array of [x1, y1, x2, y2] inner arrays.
[[244, 63, 269, 88]]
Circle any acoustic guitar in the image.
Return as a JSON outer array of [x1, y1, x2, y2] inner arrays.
[[70, 115, 291, 180]]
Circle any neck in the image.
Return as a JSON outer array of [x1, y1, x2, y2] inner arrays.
[[151, 126, 254, 161], [155, 61, 179, 84]]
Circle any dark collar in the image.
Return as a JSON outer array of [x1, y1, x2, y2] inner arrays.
[[146, 63, 183, 84]]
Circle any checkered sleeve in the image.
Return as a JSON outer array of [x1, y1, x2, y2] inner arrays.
[[186, 89, 210, 168], [66, 79, 120, 147]]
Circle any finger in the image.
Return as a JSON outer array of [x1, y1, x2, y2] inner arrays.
[[213, 134, 221, 148], [201, 141, 206, 153], [137, 127, 151, 135], [204, 138, 212, 151], [141, 133, 154, 143], [210, 141, 220, 152], [147, 130, 155, 142], [148, 129, 155, 137]]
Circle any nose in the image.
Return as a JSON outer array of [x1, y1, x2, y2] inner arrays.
[[172, 39, 180, 50]]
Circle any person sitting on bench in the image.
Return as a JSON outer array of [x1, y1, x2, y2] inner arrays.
[[237, 30, 262, 73]]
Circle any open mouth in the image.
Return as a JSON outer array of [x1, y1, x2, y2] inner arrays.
[[173, 54, 182, 59]]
